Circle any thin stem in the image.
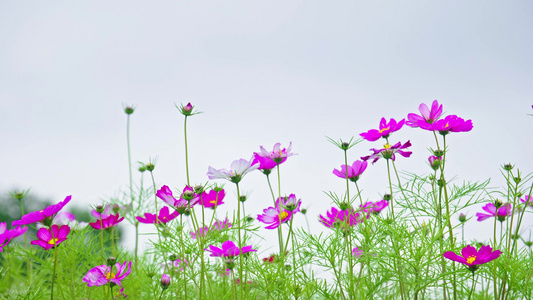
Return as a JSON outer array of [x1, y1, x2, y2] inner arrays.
[[386, 159, 395, 218], [51, 231, 59, 300], [343, 149, 351, 205], [184, 116, 190, 186], [235, 182, 244, 300]]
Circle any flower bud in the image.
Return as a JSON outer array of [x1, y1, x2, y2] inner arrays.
[[239, 195, 247, 203], [513, 176, 521, 184], [124, 106, 135, 115], [433, 149, 444, 158], [145, 163, 155, 172], [138, 166, 146, 172], [146, 270, 155, 278], [112, 204, 120, 214], [246, 216, 254, 223], [182, 190, 195, 201], [339, 202, 352, 211], [503, 163, 514, 171], [525, 241, 533, 247], [194, 185, 204, 194], [169, 254, 178, 261], [341, 142, 350, 150], [161, 274, 171, 289], [458, 213, 466, 223], [494, 199, 503, 209], [301, 209, 307, 215], [96, 205, 105, 213], [107, 257, 117, 266], [383, 194, 392, 201], [437, 179, 445, 187], [428, 156, 442, 171], [225, 258, 236, 270]]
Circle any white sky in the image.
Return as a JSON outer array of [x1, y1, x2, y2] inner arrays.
[[1, 1, 532, 255]]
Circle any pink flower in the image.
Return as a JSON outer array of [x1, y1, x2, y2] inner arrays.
[[156, 185, 200, 209], [253, 142, 295, 167], [207, 158, 259, 183], [83, 261, 131, 287], [89, 213, 124, 230], [201, 189, 225, 208], [136, 206, 180, 224], [190, 218, 232, 239], [443, 244, 501, 271], [205, 240, 257, 258], [431, 115, 473, 135], [161, 274, 171, 289], [407, 100, 443, 129], [333, 160, 367, 182], [352, 247, 363, 258], [319, 207, 364, 230], [257, 206, 292, 230], [360, 200, 388, 214], [279, 194, 302, 213], [361, 141, 412, 164], [360, 118, 405, 142], [0, 223, 27, 252], [12, 195, 71, 226], [476, 203, 512, 222], [521, 195, 533, 208], [30, 224, 70, 250]]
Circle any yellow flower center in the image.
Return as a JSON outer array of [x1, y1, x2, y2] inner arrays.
[[379, 127, 390, 133], [39, 210, 44, 213], [162, 216, 167, 220], [280, 211, 289, 220], [48, 238, 58, 245], [383, 143, 391, 149], [466, 256, 476, 264], [105, 272, 116, 280], [210, 199, 217, 204]]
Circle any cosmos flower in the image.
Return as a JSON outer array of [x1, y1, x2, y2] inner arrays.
[[136, 206, 180, 224], [30, 225, 70, 250], [319, 207, 364, 230], [257, 206, 292, 230], [406, 100, 443, 129], [201, 189, 225, 208], [521, 195, 533, 208], [443, 244, 501, 272], [156, 185, 200, 209], [205, 240, 257, 258], [0, 223, 27, 252], [161, 274, 171, 289], [12, 195, 71, 226], [431, 115, 473, 135], [476, 203, 512, 222], [332, 160, 368, 182], [360, 200, 388, 214], [89, 213, 124, 230], [360, 118, 405, 142], [207, 158, 259, 183], [253, 142, 295, 167], [361, 141, 412, 164], [83, 261, 131, 287], [190, 218, 232, 239]]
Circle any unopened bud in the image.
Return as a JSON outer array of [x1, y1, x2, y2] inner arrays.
[[341, 142, 350, 150], [161, 274, 171, 289], [169, 254, 177, 261], [514, 176, 521, 184], [225, 258, 236, 270], [194, 185, 204, 194], [112, 204, 120, 214], [145, 163, 155, 171], [458, 213, 466, 223], [383, 194, 392, 201], [339, 202, 352, 211], [182, 190, 195, 201], [433, 149, 444, 158], [301, 209, 307, 215], [239, 195, 247, 203], [503, 163, 514, 171], [437, 179, 445, 187], [96, 205, 105, 213], [107, 257, 117, 266], [138, 166, 146, 172], [124, 106, 135, 115], [494, 200, 503, 209]]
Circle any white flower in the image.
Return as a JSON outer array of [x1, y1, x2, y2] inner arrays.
[[207, 157, 258, 183]]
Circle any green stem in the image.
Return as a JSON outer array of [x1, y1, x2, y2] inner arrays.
[[184, 116, 190, 186], [386, 159, 395, 218], [235, 182, 244, 300], [51, 231, 58, 300], [343, 149, 351, 205], [276, 164, 284, 256]]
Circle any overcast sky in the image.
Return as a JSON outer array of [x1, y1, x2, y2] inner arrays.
[[1, 1, 532, 254]]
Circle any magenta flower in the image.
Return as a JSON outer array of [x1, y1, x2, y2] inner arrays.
[[431, 115, 473, 135], [205, 240, 257, 258], [207, 158, 259, 183], [89, 213, 124, 230], [201, 189, 225, 208], [190, 218, 232, 239], [360, 200, 388, 214], [407, 100, 443, 129], [521, 195, 533, 208], [83, 261, 131, 287], [319, 207, 364, 230], [360, 118, 405, 142], [0, 223, 28, 252], [136, 206, 180, 225], [30, 224, 70, 250], [12, 195, 71, 226], [156, 185, 200, 209], [161, 274, 171, 289], [476, 203, 512, 222], [253, 142, 295, 167], [352, 247, 363, 258], [443, 244, 501, 272], [361, 141, 412, 164], [333, 160, 368, 182]]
